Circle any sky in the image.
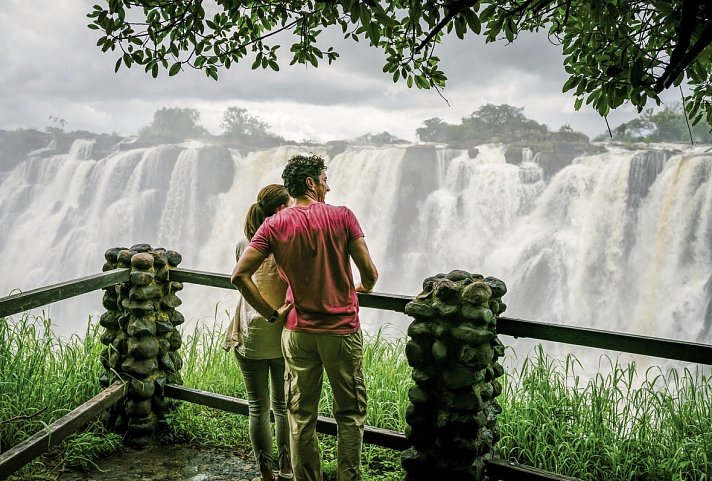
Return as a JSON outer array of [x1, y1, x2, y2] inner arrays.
[[0, 0, 686, 144]]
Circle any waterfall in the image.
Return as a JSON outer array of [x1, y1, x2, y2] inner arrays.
[[1, 138, 710, 359]]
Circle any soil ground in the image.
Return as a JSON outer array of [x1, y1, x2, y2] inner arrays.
[[57, 444, 261, 481]]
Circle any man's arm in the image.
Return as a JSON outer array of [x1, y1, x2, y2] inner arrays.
[[348, 237, 378, 293], [231, 246, 292, 321]]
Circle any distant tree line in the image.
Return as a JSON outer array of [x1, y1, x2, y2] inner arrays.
[[12, 103, 711, 154], [136, 106, 286, 147], [596, 103, 712, 143], [415, 104, 589, 148]]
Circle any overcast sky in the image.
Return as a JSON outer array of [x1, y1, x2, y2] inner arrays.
[[0, 0, 684, 143]]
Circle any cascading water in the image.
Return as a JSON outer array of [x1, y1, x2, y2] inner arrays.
[[1, 137, 710, 370]]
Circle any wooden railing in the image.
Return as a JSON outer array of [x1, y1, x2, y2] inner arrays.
[[1, 267, 711, 481], [169, 268, 712, 365]]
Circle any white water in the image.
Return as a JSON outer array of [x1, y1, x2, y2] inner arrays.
[[1, 139, 711, 369]]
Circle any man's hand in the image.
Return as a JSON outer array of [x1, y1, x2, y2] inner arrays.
[[355, 282, 372, 293]]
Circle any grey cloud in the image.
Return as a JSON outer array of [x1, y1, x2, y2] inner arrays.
[[0, 1, 663, 140]]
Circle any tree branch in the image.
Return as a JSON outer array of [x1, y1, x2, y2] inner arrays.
[[415, 0, 479, 53], [655, 0, 702, 90]]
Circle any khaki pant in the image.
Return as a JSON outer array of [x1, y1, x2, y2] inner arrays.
[[281, 329, 367, 481]]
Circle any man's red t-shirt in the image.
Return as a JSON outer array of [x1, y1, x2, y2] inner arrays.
[[249, 202, 364, 334]]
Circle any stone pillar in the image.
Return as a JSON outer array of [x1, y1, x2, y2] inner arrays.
[[401, 270, 507, 481], [99, 243, 185, 446]]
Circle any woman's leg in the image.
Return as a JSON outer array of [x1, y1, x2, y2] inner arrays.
[[236, 351, 274, 480], [268, 357, 292, 478]]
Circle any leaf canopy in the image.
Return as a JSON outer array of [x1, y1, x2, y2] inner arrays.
[[88, 1, 712, 128]]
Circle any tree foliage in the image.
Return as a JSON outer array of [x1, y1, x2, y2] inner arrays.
[[415, 103, 572, 146], [220, 106, 285, 145], [601, 103, 712, 143], [353, 131, 408, 146], [221, 106, 270, 138], [138, 107, 208, 143], [46, 116, 67, 135], [89, 1, 712, 127]]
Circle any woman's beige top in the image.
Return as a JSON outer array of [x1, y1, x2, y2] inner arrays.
[[224, 238, 287, 359]]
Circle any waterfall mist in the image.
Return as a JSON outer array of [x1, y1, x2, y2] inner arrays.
[[1, 138, 710, 372]]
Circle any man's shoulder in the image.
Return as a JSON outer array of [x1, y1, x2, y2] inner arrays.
[[321, 203, 354, 216]]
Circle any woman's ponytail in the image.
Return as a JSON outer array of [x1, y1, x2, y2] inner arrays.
[[243, 184, 290, 240]]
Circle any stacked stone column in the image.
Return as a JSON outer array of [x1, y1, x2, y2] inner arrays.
[[99, 243, 185, 446], [401, 270, 507, 481]]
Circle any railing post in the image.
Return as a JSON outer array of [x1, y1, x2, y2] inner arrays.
[[401, 270, 507, 481], [99, 244, 185, 446]]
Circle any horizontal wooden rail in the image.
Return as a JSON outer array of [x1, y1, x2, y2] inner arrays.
[[496, 317, 712, 365], [168, 268, 234, 290], [164, 384, 409, 451], [2, 267, 709, 365], [168, 268, 415, 313], [486, 458, 582, 481], [0, 382, 127, 479], [164, 385, 577, 480], [0, 269, 130, 318], [170, 268, 712, 365]]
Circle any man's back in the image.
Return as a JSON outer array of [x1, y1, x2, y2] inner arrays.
[[250, 202, 364, 334]]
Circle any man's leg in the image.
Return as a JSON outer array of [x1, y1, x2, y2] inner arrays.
[[282, 330, 323, 481], [319, 331, 367, 481]]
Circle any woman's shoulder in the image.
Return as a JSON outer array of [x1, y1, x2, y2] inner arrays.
[[235, 237, 249, 258]]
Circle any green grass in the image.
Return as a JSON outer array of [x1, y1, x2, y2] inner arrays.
[[2, 315, 710, 481], [0, 314, 123, 480], [498, 346, 712, 481]]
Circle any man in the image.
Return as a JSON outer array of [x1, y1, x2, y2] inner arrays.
[[231, 154, 379, 481]]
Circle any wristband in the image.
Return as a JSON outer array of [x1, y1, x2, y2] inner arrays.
[[267, 309, 279, 323]]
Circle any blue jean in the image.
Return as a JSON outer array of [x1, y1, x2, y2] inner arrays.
[[235, 351, 290, 473]]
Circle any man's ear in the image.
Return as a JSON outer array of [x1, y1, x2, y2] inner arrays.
[[305, 176, 316, 190]]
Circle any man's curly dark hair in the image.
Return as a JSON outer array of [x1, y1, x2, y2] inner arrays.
[[281, 154, 327, 197]]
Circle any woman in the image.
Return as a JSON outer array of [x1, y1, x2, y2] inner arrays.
[[225, 184, 293, 481]]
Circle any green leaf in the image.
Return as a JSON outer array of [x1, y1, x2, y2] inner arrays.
[[464, 11, 481, 35], [480, 4, 497, 22], [414, 74, 428, 89], [114, 57, 122, 73], [562, 76, 579, 93], [574, 97, 583, 110], [268, 60, 279, 71], [169, 62, 181, 76], [151, 63, 158, 78]]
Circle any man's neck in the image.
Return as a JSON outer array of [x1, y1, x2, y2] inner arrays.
[[294, 193, 319, 207]]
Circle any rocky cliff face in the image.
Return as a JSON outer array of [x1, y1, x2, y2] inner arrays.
[[0, 129, 123, 173], [504, 141, 605, 179]]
